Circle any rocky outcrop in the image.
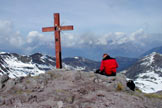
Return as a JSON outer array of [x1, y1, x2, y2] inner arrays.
[[0, 74, 10, 89], [0, 70, 162, 108]]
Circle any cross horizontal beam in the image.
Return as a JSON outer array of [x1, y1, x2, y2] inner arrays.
[[42, 26, 73, 32], [42, 27, 54, 32], [60, 26, 73, 31]]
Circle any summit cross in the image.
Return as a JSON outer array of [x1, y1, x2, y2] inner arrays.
[[42, 13, 73, 69]]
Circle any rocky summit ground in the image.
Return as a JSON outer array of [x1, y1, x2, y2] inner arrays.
[[0, 70, 162, 108]]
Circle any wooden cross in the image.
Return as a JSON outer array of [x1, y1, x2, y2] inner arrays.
[[42, 13, 73, 69]]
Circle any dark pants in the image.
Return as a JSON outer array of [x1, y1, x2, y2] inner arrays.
[[95, 69, 116, 76]]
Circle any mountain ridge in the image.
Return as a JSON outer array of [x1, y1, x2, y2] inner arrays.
[[0, 52, 137, 78], [140, 45, 162, 57]]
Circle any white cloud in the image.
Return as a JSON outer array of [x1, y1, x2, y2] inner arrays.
[[9, 31, 24, 47], [26, 31, 54, 47], [0, 20, 13, 34], [129, 29, 145, 41], [0, 20, 24, 48], [27, 31, 44, 43], [61, 33, 78, 47], [59, 28, 162, 54]]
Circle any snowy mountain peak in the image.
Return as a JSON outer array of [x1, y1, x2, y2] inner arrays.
[[143, 52, 162, 58], [0, 52, 8, 54], [140, 52, 157, 66], [143, 51, 160, 58], [140, 52, 162, 67]]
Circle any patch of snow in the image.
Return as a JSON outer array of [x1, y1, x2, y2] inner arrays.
[[0, 52, 7, 54], [3, 55, 46, 78], [37, 64, 54, 70], [63, 63, 85, 71], [75, 66, 86, 71], [74, 57, 79, 59], [40, 55, 55, 63], [135, 70, 162, 93], [0, 73, 3, 76], [48, 58, 55, 62], [155, 67, 162, 71], [140, 52, 155, 66], [5, 56, 33, 68], [40, 55, 46, 62], [57, 101, 63, 108], [63, 63, 73, 70], [126, 77, 132, 81], [120, 70, 127, 74]]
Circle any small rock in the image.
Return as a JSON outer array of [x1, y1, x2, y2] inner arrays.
[[0, 97, 5, 105], [28, 95, 37, 103], [0, 74, 9, 84], [57, 101, 63, 108], [15, 76, 25, 83], [39, 105, 52, 108], [4, 79, 16, 93], [5, 98, 13, 105], [0, 83, 5, 89]]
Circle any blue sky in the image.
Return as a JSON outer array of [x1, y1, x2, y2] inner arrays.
[[0, 0, 162, 60]]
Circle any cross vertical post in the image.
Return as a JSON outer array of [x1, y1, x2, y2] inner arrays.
[[54, 13, 62, 68], [42, 13, 73, 69]]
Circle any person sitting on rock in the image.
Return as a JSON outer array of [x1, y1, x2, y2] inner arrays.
[[96, 54, 118, 76]]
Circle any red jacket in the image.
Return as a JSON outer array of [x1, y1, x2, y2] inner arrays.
[[100, 57, 118, 75]]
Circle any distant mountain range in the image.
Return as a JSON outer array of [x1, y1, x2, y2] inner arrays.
[[0, 52, 137, 78], [116, 56, 138, 71]]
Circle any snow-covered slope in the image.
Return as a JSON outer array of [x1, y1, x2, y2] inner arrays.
[[0, 52, 100, 78], [0, 53, 54, 78], [125, 52, 162, 93]]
